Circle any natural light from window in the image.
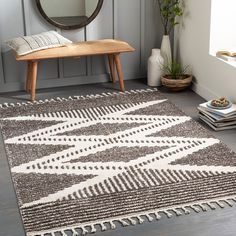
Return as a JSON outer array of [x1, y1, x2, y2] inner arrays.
[[210, 0, 236, 63]]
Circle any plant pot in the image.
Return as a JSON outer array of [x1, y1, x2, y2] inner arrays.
[[161, 74, 192, 91]]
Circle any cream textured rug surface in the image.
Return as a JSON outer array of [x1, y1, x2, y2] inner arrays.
[[0, 89, 236, 236]]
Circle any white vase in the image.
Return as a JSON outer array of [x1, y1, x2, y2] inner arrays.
[[147, 49, 164, 87], [160, 35, 172, 66]]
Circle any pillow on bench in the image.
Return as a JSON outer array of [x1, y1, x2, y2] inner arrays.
[[6, 31, 72, 56]]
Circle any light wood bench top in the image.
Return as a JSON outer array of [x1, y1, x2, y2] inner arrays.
[[16, 39, 135, 61]]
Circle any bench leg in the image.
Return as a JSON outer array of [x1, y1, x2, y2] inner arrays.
[[108, 54, 116, 83], [30, 61, 38, 101], [26, 61, 32, 92], [114, 54, 125, 92]]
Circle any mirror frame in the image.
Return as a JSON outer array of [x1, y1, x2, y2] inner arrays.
[[36, 0, 104, 30]]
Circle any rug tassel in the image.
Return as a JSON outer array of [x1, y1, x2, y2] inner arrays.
[[154, 212, 162, 220], [95, 94, 103, 98], [100, 223, 107, 231], [199, 204, 208, 211], [163, 210, 172, 218], [137, 216, 145, 224], [128, 217, 137, 225], [90, 224, 97, 233], [119, 219, 129, 226], [182, 207, 191, 214], [172, 209, 182, 216], [71, 228, 79, 236], [224, 200, 233, 207], [4, 103, 10, 107], [216, 201, 225, 208], [102, 93, 109, 97], [81, 226, 89, 235], [191, 205, 201, 213], [206, 202, 216, 210], [110, 221, 116, 229], [146, 214, 154, 222], [61, 231, 68, 236]]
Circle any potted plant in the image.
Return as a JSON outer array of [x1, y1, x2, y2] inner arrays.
[[156, 0, 183, 65], [161, 61, 192, 91]]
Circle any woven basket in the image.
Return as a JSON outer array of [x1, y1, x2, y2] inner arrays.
[[161, 75, 192, 91]]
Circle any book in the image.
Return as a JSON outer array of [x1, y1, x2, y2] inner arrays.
[[198, 107, 236, 122], [199, 113, 236, 128], [217, 48, 236, 57], [199, 102, 236, 118], [216, 53, 236, 62], [199, 115, 236, 131]]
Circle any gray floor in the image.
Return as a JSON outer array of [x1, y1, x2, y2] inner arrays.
[[0, 79, 236, 236]]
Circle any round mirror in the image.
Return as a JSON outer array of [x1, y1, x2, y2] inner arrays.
[[36, 0, 104, 30]]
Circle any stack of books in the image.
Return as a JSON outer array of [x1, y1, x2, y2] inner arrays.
[[198, 102, 236, 131]]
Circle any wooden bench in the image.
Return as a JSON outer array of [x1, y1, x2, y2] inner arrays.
[[16, 39, 135, 101]]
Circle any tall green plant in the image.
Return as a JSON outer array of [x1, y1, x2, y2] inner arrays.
[[156, 0, 183, 35]]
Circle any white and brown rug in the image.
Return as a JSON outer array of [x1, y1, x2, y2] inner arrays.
[[0, 89, 236, 236]]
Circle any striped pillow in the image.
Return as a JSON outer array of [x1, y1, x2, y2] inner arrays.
[[6, 31, 72, 56]]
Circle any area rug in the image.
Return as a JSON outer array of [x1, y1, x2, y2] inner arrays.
[[1, 89, 236, 236]]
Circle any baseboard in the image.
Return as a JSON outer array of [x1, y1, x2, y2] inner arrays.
[[0, 73, 146, 93], [191, 81, 219, 101]]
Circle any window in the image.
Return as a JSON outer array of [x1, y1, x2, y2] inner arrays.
[[210, 0, 236, 57]]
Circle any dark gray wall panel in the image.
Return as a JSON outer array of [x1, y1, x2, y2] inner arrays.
[[37, 60, 59, 80], [0, 0, 166, 93], [2, 52, 26, 83], [86, 0, 113, 76], [0, 0, 25, 86], [63, 58, 87, 78], [143, 0, 163, 72], [115, 0, 142, 76], [0, 48, 4, 86], [0, 0, 25, 42]]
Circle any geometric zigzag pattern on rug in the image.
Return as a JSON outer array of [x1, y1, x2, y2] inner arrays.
[[1, 89, 236, 236]]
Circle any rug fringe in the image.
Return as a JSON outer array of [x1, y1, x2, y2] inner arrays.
[[27, 196, 236, 236], [0, 88, 158, 110]]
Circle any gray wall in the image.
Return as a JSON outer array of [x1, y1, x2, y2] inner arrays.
[[0, 0, 163, 93]]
